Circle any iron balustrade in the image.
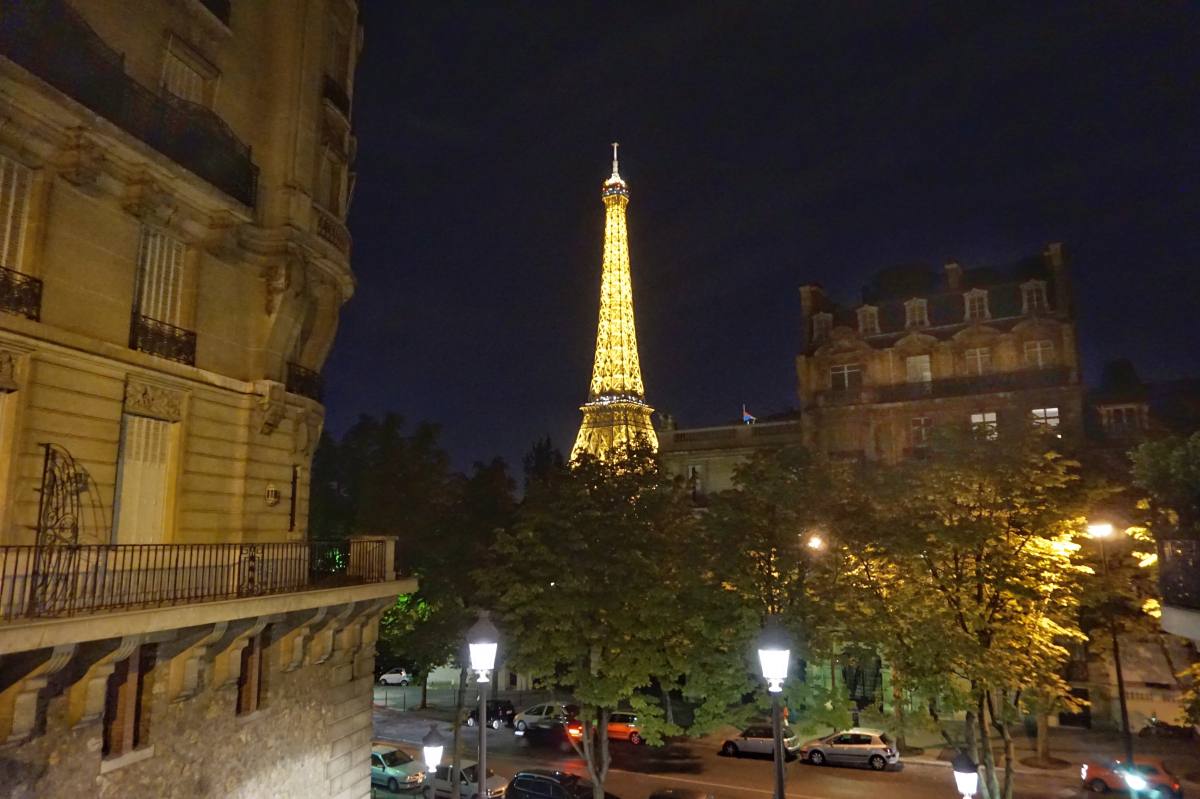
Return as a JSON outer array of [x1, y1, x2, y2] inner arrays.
[[0, 266, 42, 321], [815, 366, 1072, 406], [1158, 539, 1200, 611], [314, 204, 352, 256], [0, 0, 258, 207], [322, 75, 352, 119], [0, 539, 389, 621], [130, 313, 197, 366], [286, 362, 324, 401]]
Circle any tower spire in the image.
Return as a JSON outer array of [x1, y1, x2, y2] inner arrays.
[[572, 144, 658, 461]]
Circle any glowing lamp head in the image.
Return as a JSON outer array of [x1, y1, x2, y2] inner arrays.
[[756, 615, 791, 693], [467, 611, 499, 681], [1087, 522, 1115, 539], [806, 533, 826, 551], [421, 724, 446, 771], [952, 752, 979, 797]]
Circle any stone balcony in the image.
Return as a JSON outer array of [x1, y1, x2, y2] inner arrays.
[[814, 365, 1072, 407]]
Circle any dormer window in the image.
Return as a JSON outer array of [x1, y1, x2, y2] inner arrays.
[[812, 312, 832, 342], [1022, 280, 1049, 314], [904, 298, 928, 329], [964, 289, 990, 322], [857, 305, 879, 335]]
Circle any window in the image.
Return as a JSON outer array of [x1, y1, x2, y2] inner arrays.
[[236, 628, 269, 715], [1024, 339, 1054, 369], [911, 416, 932, 447], [316, 150, 347, 215], [905, 354, 932, 384], [830, 363, 862, 392], [965, 347, 991, 376], [857, 305, 879, 335], [288, 465, 300, 531], [1032, 407, 1060, 428], [686, 463, 706, 499], [160, 38, 217, 107], [113, 415, 173, 544], [135, 228, 186, 326], [971, 411, 998, 439], [1102, 405, 1142, 433], [1022, 280, 1048, 314], [904, 298, 928, 329], [0, 154, 32, 272], [103, 645, 155, 758], [964, 289, 990, 321], [811, 312, 832, 342]]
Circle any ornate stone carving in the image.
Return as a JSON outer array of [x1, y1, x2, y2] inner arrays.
[[58, 129, 105, 191], [262, 252, 308, 315], [122, 177, 177, 227], [124, 379, 185, 422], [292, 410, 324, 456], [0, 349, 19, 392], [257, 381, 286, 435]]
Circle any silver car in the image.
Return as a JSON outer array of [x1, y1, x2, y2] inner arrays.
[[513, 702, 573, 731], [424, 760, 506, 799], [798, 727, 899, 771], [720, 724, 800, 758]]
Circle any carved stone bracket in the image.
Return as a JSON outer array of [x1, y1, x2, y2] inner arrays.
[[171, 622, 228, 703], [6, 643, 78, 743], [256, 381, 286, 435], [282, 607, 327, 673], [124, 378, 185, 422], [292, 410, 324, 457], [0, 348, 20, 392], [122, 176, 177, 227], [74, 636, 142, 728], [57, 129, 106, 192]]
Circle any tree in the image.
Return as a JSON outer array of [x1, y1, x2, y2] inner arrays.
[[522, 435, 565, 489], [1132, 431, 1200, 540], [482, 446, 700, 799]]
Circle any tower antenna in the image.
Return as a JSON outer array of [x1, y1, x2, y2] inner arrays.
[[611, 141, 620, 178]]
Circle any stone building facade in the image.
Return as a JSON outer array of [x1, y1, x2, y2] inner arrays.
[[0, 2, 414, 797], [658, 417, 803, 497], [797, 243, 1084, 461]]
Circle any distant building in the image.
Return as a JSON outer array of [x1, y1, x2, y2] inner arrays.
[[797, 243, 1083, 461], [658, 415, 803, 497], [0, 2, 411, 797]]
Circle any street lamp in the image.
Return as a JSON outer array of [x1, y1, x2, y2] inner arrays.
[[805, 533, 825, 551], [467, 611, 499, 798], [1088, 520, 1135, 767], [952, 751, 979, 799], [757, 615, 790, 799], [422, 723, 445, 773]]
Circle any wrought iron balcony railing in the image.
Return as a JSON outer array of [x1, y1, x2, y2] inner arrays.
[[0, 539, 389, 622], [314, 204, 352, 257], [0, 265, 42, 321], [0, 0, 258, 207], [322, 75, 352, 119], [286, 362, 324, 402], [130, 313, 197, 366], [1158, 539, 1200, 611], [814, 366, 1072, 407]]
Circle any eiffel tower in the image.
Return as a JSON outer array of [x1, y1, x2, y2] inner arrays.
[[571, 143, 658, 460]]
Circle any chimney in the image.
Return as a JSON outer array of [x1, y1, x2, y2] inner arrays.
[[798, 284, 826, 318], [1043, 242, 1065, 269], [944, 261, 962, 291]]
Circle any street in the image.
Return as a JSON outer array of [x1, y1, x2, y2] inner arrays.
[[372, 708, 1091, 799]]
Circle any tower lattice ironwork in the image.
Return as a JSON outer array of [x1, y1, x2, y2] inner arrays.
[[572, 143, 658, 460]]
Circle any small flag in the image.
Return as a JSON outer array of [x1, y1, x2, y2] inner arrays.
[[742, 404, 756, 424]]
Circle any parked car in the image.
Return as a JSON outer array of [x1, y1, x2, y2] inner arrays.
[[468, 699, 517, 729], [517, 717, 576, 752], [1140, 719, 1197, 739], [370, 745, 426, 794], [423, 760, 506, 799], [378, 667, 411, 686], [513, 702, 576, 731], [1080, 758, 1182, 797], [607, 711, 644, 745], [797, 728, 899, 771], [720, 724, 799, 759], [505, 769, 619, 799]]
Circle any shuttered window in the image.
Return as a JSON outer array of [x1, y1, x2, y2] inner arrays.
[[135, 228, 185, 326], [0, 155, 31, 272], [162, 49, 208, 105], [113, 415, 172, 544]]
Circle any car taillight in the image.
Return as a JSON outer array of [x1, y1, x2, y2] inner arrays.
[[568, 726, 583, 738]]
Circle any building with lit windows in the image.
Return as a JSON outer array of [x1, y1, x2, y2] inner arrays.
[[0, 2, 411, 796], [796, 243, 1083, 461]]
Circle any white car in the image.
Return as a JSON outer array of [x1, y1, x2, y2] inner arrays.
[[379, 667, 410, 686], [797, 727, 900, 770], [513, 702, 573, 732], [720, 723, 800, 758], [423, 760, 506, 799]]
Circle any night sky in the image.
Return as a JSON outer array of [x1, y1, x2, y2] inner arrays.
[[326, 1, 1200, 470]]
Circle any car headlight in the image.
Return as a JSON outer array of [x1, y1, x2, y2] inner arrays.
[[406, 773, 422, 783], [1122, 771, 1148, 791]]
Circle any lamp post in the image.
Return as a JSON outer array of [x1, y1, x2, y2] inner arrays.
[[952, 751, 979, 799], [467, 611, 498, 799], [422, 723, 445, 775], [757, 615, 791, 799], [1088, 522, 1135, 767]]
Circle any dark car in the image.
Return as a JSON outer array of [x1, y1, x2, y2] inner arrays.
[[1140, 720, 1197, 739], [506, 769, 620, 799], [515, 716, 576, 752], [467, 699, 516, 729]]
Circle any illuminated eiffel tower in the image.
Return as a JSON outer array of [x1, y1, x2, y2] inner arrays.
[[571, 143, 658, 461]]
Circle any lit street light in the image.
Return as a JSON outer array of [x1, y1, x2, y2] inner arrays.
[[422, 723, 445, 773], [757, 615, 791, 799], [805, 533, 825, 551], [467, 611, 499, 799], [1088, 520, 1135, 768], [952, 751, 979, 798]]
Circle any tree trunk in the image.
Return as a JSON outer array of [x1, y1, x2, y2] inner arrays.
[[963, 708, 988, 799], [664, 684, 675, 726], [450, 668, 467, 799], [977, 695, 999, 799], [891, 669, 906, 751], [1035, 713, 1049, 761], [420, 673, 429, 710], [990, 692, 1015, 799]]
